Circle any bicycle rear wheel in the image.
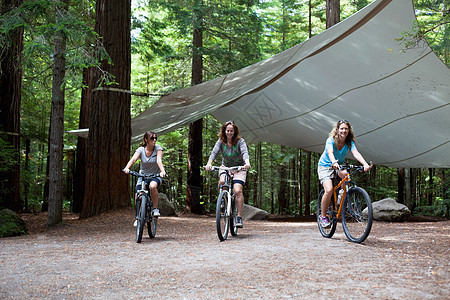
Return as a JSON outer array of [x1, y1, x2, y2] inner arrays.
[[136, 195, 147, 243], [147, 202, 157, 238], [230, 197, 238, 236], [317, 189, 337, 238], [342, 187, 373, 243], [216, 190, 230, 241]]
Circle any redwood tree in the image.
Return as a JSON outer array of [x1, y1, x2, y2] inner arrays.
[[81, 0, 131, 218], [0, 0, 23, 211], [47, 0, 69, 226], [186, 0, 204, 214]]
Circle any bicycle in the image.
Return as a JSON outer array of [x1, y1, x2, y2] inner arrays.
[[125, 170, 159, 243], [206, 166, 243, 241], [317, 163, 373, 243]]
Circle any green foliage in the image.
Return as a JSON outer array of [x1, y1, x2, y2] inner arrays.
[[397, 0, 449, 65], [413, 198, 449, 218]]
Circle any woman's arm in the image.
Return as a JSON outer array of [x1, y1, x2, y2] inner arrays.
[[123, 151, 140, 173], [156, 150, 166, 177], [327, 148, 339, 170], [351, 149, 370, 172]]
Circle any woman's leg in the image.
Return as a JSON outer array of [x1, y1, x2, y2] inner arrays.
[[321, 179, 334, 217], [233, 183, 244, 217], [149, 181, 159, 208]]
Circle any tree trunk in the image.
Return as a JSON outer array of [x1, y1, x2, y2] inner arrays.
[[73, 67, 92, 213], [81, 0, 131, 218], [186, 0, 204, 214], [0, 0, 23, 212], [397, 168, 405, 204], [304, 151, 311, 215], [48, 0, 68, 226], [326, 0, 340, 29], [298, 150, 303, 216]]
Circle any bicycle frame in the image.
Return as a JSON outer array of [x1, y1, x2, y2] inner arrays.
[[220, 170, 234, 219], [332, 172, 352, 221]]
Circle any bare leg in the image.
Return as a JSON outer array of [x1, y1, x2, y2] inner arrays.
[[321, 179, 334, 217], [233, 183, 244, 217], [149, 181, 159, 208]]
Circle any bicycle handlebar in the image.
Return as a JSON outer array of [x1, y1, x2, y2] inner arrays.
[[124, 170, 161, 179], [340, 162, 373, 172], [205, 166, 245, 172]]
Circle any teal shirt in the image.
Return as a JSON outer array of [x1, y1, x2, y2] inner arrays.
[[318, 137, 356, 167]]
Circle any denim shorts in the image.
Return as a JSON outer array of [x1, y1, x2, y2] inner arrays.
[[136, 176, 162, 193]]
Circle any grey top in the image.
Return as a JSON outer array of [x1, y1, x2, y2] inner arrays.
[[209, 138, 249, 167], [136, 145, 163, 175]]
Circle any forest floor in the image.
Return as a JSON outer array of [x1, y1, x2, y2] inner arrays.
[[0, 208, 449, 299]]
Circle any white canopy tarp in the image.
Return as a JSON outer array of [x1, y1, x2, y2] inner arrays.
[[69, 0, 450, 168]]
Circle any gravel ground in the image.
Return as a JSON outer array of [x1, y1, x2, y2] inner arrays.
[[0, 208, 448, 299]]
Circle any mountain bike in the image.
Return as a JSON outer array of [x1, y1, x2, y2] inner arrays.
[[206, 166, 243, 241], [317, 163, 373, 243], [126, 171, 159, 243]]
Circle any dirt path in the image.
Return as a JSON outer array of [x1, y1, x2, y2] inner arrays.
[[1, 208, 449, 299]]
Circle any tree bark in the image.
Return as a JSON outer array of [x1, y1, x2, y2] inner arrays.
[[186, 0, 204, 214], [304, 151, 311, 215], [0, 0, 23, 212], [398, 168, 405, 204], [81, 0, 131, 218], [73, 67, 92, 213], [48, 0, 68, 226], [326, 0, 340, 29]]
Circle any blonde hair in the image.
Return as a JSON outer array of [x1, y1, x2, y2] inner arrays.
[[329, 120, 355, 146]]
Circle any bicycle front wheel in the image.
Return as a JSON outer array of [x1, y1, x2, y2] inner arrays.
[[147, 202, 157, 238], [342, 187, 373, 243], [136, 195, 147, 243], [216, 190, 230, 241], [317, 189, 337, 238]]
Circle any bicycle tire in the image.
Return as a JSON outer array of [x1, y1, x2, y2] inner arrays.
[[342, 187, 373, 243], [230, 197, 238, 236], [216, 190, 230, 241], [136, 195, 147, 243], [317, 189, 337, 238], [147, 201, 157, 238]]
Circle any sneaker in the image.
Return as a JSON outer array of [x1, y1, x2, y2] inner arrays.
[[133, 220, 137, 227], [152, 208, 160, 217], [235, 216, 243, 228], [319, 216, 331, 228]]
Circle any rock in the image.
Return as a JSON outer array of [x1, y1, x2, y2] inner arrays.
[[371, 198, 411, 222], [242, 204, 269, 220], [0, 209, 28, 238], [158, 193, 177, 216]]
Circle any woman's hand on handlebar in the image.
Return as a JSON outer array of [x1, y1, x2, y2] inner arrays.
[[204, 164, 212, 171], [123, 167, 130, 174], [160, 170, 166, 178]]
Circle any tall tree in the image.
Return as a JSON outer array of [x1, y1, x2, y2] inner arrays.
[[326, 0, 340, 29], [186, 0, 204, 214], [47, 0, 69, 226], [81, 0, 131, 218], [0, 0, 23, 211]]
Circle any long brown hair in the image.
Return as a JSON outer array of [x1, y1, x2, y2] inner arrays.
[[329, 120, 355, 146], [218, 121, 241, 145], [140, 131, 157, 147]]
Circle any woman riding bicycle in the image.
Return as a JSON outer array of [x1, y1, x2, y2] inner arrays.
[[317, 120, 370, 228], [123, 131, 166, 226], [205, 121, 251, 228]]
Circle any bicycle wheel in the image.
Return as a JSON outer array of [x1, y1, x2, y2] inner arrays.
[[230, 197, 238, 236], [317, 189, 337, 238], [147, 201, 157, 238], [342, 187, 373, 243], [216, 190, 230, 241], [136, 195, 147, 243]]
